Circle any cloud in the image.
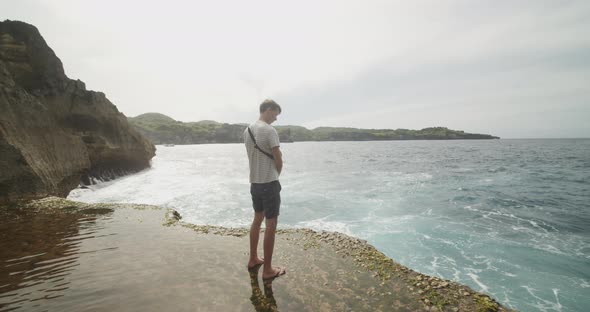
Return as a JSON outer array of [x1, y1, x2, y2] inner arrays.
[[274, 1, 590, 138]]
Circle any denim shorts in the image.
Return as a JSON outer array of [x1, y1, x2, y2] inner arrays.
[[250, 180, 281, 219]]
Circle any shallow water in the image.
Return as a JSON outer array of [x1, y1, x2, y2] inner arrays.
[[68, 139, 590, 312]]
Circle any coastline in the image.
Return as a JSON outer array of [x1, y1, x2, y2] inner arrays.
[[0, 197, 514, 312]]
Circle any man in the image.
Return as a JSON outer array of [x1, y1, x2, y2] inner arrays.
[[244, 99, 286, 280]]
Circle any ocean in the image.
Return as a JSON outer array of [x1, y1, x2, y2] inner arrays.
[[68, 139, 590, 312]]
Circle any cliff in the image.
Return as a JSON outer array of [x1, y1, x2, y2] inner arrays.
[[0, 20, 155, 202]]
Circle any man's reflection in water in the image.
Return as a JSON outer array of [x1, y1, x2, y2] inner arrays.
[[249, 264, 279, 312]]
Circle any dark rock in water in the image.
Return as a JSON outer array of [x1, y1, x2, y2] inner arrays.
[[0, 20, 155, 203]]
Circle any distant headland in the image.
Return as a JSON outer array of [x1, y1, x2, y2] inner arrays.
[[128, 112, 500, 145]]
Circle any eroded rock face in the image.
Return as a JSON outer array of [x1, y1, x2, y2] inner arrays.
[[0, 20, 155, 202]]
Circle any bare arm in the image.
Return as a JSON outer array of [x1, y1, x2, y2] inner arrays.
[[272, 146, 283, 175]]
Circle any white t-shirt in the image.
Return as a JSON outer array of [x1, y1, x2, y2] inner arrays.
[[244, 120, 280, 184]]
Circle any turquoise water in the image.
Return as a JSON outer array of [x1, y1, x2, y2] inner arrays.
[[69, 139, 590, 311]]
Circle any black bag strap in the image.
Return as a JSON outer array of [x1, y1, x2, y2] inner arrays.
[[247, 127, 275, 160]]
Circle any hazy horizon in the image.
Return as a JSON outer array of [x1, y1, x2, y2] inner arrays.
[[2, 1, 589, 139], [131, 111, 590, 139]]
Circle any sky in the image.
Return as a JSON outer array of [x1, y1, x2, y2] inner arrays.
[[2, 0, 589, 138]]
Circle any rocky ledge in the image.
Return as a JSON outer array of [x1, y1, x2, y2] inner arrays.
[[1, 197, 516, 312], [0, 20, 155, 203]]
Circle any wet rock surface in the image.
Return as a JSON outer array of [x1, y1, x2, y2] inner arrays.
[[0, 197, 515, 311]]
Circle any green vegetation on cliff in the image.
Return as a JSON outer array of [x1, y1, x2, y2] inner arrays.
[[128, 113, 499, 144], [128, 113, 243, 144], [300, 126, 499, 141]]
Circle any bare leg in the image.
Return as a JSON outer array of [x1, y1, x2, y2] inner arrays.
[[262, 216, 286, 279], [248, 212, 265, 268]]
